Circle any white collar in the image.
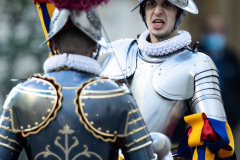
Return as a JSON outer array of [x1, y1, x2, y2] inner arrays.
[[138, 30, 192, 56], [43, 53, 102, 75]]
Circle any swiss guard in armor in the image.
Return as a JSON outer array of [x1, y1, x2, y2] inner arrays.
[[99, 0, 236, 159], [0, 0, 157, 159]]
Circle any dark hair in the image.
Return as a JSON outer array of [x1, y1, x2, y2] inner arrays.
[[53, 21, 96, 55]]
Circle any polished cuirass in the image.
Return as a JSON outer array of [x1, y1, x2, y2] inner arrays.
[[100, 39, 227, 144], [0, 68, 154, 160]]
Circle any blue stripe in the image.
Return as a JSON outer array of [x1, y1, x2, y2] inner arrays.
[[204, 118, 229, 154], [39, 3, 51, 33], [197, 146, 206, 160]]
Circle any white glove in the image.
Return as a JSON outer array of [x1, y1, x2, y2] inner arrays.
[[150, 132, 173, 160]]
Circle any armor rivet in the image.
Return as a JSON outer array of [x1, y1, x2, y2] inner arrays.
[[43, 83, 46, 86], [96, 114, 99, 117], [98, 127, 101, 131], [42, 117, 46, 120], [85, 113, 88, 117], [106, 130, 110, 133], [93, 82, 97, 86], [47, 109, 51, 112], [128, 101, 131, 104], [82, 103, 85, 107], [114, 131, 117, 134], [51, 101, 55, 104], [35, 122, 39, 125], [100, 80, 104, 84], [28, 125, 31, 128], [90, 121, 94, 125], [20, 126, 24, 130], [49, 87, 53, 90]]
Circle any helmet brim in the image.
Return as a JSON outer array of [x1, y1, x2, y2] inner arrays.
[[131, 0, 198, 14]]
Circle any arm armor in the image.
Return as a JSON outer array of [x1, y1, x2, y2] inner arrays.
[[152, 49, 227, 121]]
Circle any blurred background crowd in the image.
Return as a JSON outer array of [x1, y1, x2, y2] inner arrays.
[[0, 0, 239, 159]]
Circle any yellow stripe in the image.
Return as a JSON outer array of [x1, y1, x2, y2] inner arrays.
[[193, 147, 198, 160], [218, 122, 234, 158], [36, 3, 49, 40], [45, 3, 55, 50], [118, 155, 124, 160], [205, 147, 215, 160], [184, 113, 206, 147], [46, 3, 55, 19]]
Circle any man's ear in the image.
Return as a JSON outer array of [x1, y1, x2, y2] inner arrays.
[[92, 43, 97, 52], [51, 39, 59, 51]]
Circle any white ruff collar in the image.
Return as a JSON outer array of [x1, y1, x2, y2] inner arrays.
[[138, 30, 192, 56], [43, 53, 102, 75]]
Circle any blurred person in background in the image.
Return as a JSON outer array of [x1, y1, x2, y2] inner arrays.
[[200, 14, 240, 131], [99, 0, 236, 159]]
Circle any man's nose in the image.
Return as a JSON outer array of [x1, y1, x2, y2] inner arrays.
[[153, 5, 163, 15]]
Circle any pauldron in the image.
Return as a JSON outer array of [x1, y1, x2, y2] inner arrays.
[[100, 38, 138, 79], [75, 78, 152, 152], [2, 74, 62, 137]]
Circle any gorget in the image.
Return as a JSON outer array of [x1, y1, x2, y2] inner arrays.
[[138, 30, 191, 56], [43, 53, 102, 75]]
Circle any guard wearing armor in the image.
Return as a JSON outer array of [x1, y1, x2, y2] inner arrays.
[[99, 0, 236, 159], [0, 0, 157, 159]]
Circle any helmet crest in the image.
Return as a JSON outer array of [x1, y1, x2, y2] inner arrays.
[[49, 0, 110, 11]]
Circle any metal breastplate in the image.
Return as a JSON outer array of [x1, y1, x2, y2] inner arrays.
[[129, 55, 187, 138]]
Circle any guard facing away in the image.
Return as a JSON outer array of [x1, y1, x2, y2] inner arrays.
[[99, 0, 236, 159], [0, 0, 157, 159]]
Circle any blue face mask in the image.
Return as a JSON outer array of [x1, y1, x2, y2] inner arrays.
[[201, 33, 227, 52]]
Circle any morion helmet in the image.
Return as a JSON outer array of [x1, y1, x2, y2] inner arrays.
[[41, 0, 109, 48], [132, 0, 198, 29]]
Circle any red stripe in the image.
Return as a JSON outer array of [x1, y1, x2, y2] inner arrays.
[[201, 119, 220, 142], [33, 0, 50, 4]]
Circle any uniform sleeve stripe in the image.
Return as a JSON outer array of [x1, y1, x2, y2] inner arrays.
[[1, 115, 11, 121], [128, 117, 143, 125], [125, 134, 150, 147], [0, 142, 21, 152], [0, 134, 20, 145], [0, 125, 14, 133], [126, 126, 146, 136], [127, 141, 152, 153]]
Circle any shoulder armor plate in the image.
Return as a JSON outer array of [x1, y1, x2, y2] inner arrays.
[[75, 78, 144, 142], [100, 39, 138, 79], [152, 49, 218, 100], [3, 74, 62, 137]]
